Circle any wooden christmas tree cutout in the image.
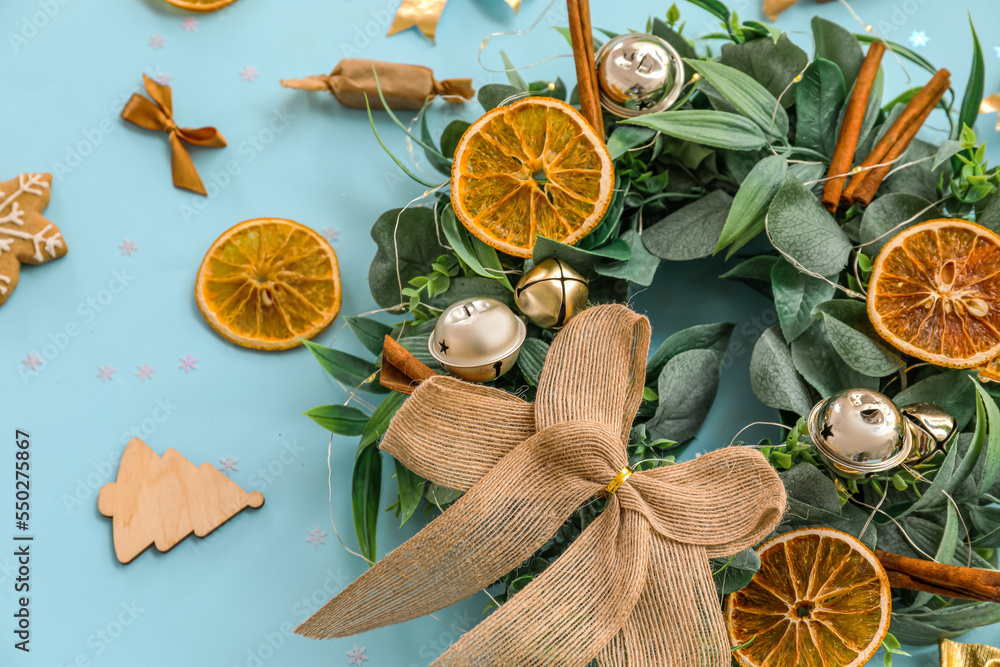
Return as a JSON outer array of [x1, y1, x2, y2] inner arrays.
[[98, 438, 264, 564]]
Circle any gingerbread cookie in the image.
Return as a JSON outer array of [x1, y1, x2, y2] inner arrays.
[[0, 173, 66, 307]]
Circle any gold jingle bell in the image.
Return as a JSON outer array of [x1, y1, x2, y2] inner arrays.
[[428, 297, 526, 383], [807, 389, 956, 479], [514, 258, 589, 329], [595, 33, 685, 117]]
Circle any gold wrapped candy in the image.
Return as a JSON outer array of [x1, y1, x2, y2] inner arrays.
[[280, 59, 474, 110], [940, 639, 1000, 666]]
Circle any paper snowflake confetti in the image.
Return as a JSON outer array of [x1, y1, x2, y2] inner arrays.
[[155, 71, 173, 85], [0, 173, 66, 307], [118, 239, 137, 256], [908, 31, 928, 48], [321, 227, 339, 243], [307, 526, 327, 547], [22, 353, 41, 371], [240, 66, 259, 82], [96, 365, 116, 383], [148, 34, 165, 50], [182, 17, 198, 32], [179, 354, 198, 374], [135, 364, 155, 382], [346, 646, 368, 665], [219, 456, 239, 475]]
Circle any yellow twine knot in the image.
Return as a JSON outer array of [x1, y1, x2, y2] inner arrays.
[[605, 467, 633, 495]]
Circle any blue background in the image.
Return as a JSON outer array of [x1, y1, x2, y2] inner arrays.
[[1, 0, 998, 664]]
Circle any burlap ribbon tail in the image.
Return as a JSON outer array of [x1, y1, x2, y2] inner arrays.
[[120, 74, 227, 195], [296, 304, 786, 667]]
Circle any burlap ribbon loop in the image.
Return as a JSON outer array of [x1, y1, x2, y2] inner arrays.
[[296, 304, 786, 667], [121, 74, 227, 196]]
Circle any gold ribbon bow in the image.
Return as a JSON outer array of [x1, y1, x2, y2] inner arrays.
[[296, 304, 787, 666], [121, 75, 227, 196], [388, 0, 520, 42], [941, 639, 1000, 667]]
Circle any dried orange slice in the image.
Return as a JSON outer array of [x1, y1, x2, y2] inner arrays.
[[980, 357, 1000, 383], [867, 218, 1000, 369], [451, 97, 614, 258], [196, 218, 341, 351], [160, 0, 239, 11], [727, 528, 891, 667]]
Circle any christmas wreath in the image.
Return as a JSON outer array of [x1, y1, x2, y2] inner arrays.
[[301, 0, 1000, 656]]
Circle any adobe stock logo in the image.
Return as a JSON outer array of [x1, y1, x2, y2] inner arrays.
[[7, 0, 73, 54]]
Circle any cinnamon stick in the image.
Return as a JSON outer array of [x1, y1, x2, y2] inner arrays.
[[842, 69, 951, 205], [876, 549, 1000, 603], [821, 40, 886, 212], [566, 0, 602, 133], [379, 335, 438, 394]]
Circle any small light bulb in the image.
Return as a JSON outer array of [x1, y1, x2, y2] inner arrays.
[[691, 73, 701, 82], [548, 82, 555, 90], [865, 24, 873, 32], [793, 74, 803, 83]]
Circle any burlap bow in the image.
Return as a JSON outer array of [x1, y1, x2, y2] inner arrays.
[[121, 75, 227, 196], [296, 304, 786, 666]]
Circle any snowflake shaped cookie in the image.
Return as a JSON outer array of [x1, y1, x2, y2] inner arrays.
[[0, 174, 67, 307]]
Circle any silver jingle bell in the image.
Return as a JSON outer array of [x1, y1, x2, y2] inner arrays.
[[428, 297, 526, 383], [807, 389, 956, 479], [595, 33, 685, 118]]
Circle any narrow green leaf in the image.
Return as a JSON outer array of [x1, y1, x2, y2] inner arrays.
[[352, 445, 382, 564], [439, 206, 491, 279], [303, 404, 370, 436], [302, 340, 389, 393], [856, 35, 938, 76], [955, 16, 984, 140], [420, 103, 452, 176], [766, 174, 853, 277], [517, 338, 550, 386], [716, 155, 787, 253], [359, 392, 408, 452], [470, 236, 514, 291], [365, 97, 442, 188], [607, 125, 657, 160], [685, 59, 789, 138], [683, 0, 730, 21], [500, 50, 528, 91], [622, 110, 769, 151], [973, 381, 1000, 494], [345, 316, 392, 357], [394, 459, 425, 526], [912, 502, 959, 607]]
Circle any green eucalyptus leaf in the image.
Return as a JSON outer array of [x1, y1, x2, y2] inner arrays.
[[622, 110, 769, 151], [352, 444, 382, 564], [711, 548, 761, 595], [767, 174, 853, 277], [478, 83, 521, 112], [440, 120, 471, 159], [977, 193, 1000, 234], [643, 190, 733, 260], [934, 140, 965, 170], [782, 462, 843, 514], [517, 338, 550, 386], [717, 155, 787, 254], [596, 229, 660, 286], [345, 316, 392, 357], [812, 300, 904, 377], [646, 321, 734, 384], [751, 326, 814, 416], [721, 255, 778, 299], [425, 482, 462, 507], [394, 458, 425, 526], [812, 17, 864, 88], [645, 349, 722, 443], [369, 207, 440, 310], [303, 404, 370, 436], [719, 34, 809, 108], [684, 59, 788, 138], [302, 340, 389, 394], [791, 321, 878, 397], [772, 258, 836, 342], [794, 58, 847, 158], [859, 193, 943, 257], [955, 16, 984, 140]]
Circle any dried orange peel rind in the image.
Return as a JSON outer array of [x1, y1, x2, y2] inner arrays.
[[451, 97, 614, 258], [195, 218, 341, 351], [727, 527, 891, 667], [868, 218, 1000, 369]]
